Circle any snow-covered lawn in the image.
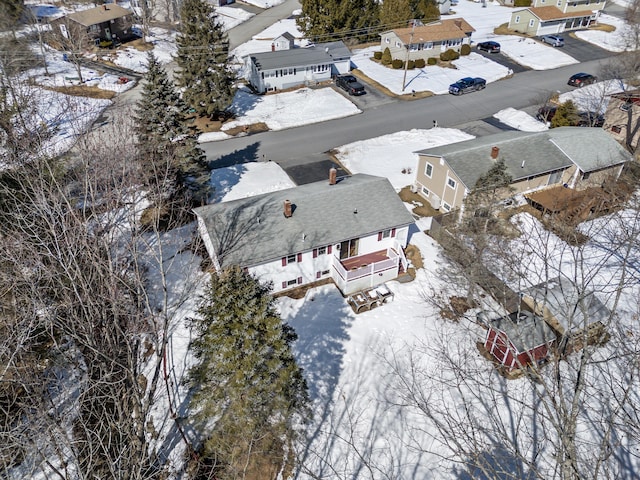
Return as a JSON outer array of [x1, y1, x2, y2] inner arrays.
[[221, 87, 362, 132], [334, 128, 474, 189], [494, 107, 548, 131], [558, 79, 628, 113], [351, 47, 511, 95], [576, 14, 636, 52]]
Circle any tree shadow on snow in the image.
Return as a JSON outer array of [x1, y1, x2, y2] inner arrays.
[[207, 141, 261, 170]]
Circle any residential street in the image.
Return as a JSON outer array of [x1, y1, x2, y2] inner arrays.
[[201, 58, 608, 171]]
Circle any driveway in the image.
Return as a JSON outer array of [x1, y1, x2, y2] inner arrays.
[[536, 33, 613, 63], [331, 74, 397, 109], [473, 48, 529, 74]]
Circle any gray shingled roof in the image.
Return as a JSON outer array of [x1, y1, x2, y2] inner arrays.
[[490, 310, 556, 353], [548, 127, 631, 173], [248, 41, 350, 71], [67, 4, 132, 27], [414, 127, 631, 190], [524, 277, 611, 333], [194, 174, 415, 268]]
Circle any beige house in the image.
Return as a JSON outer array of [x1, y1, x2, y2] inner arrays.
[[413, 128, 630, 213], [509, 0, 605, 36], [379, 18, 475, 62], [603, 89, 640, 154]]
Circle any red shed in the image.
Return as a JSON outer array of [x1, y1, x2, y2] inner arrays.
[[483, 310, 556, 372]]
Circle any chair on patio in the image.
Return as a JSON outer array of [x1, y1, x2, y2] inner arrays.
[[375, 284, 395, 303]]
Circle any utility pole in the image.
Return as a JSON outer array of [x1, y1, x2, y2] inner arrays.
[[401, 22, 415, 93]]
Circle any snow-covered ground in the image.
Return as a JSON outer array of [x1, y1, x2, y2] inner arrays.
[[334, 128, 474, 190]]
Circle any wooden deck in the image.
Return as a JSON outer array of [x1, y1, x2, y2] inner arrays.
[[341, 249, 390, 271]]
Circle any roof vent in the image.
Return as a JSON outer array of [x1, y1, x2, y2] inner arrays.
[[329, 167, 337, 185], [491, 146, 499, 159], [284, 199, 292, 218]]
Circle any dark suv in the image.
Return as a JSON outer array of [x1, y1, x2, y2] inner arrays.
[[335, 74, 366, 96]]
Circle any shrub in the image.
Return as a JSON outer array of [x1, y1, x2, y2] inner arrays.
[[373, 50, 382, 60], [381, 47, 392, 65], [514, 0, 532, 6], [440, 49, 460, 61], [415, 58, 426, 68], [407, 60, 415, 70], [460, 44, 471, 56], [391, 59, 404, 69], [427, 57, 437, 66]]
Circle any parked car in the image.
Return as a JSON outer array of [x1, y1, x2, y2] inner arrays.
[[477, 41, 501, 53], [448, 77, 486, 95], [540, 35, 564, 47], [536, 105, 604, 127], [568, 72, 597, 87], [335, 74, 366, 96]]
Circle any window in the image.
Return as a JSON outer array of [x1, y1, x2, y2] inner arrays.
[[421, 186, 430, 197], [425, 42, 433, 49], [557, 0, 561, 5], [611, 125, 622, 134], [583, 172, 591, 180], [620, 102, 633, 112], [425, 162, 433, 178], [381, 229, 392, 239], [282, 253, 302, 266], [318, 246, 327, 255], [396, 41, 401, 48], [377, 229, 396, 241], [385, 37, 390, 44], [447, 177, 456, 189], [287, 278, 298, 286], [443, 202, 451, 212], [529, 19, 535, 27], [515, 15, 520, 23]]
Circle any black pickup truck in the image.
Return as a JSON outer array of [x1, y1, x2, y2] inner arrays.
[[448, 77, 486, 95], [335, 74, 366, 96]]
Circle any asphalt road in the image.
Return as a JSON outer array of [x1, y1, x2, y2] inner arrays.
[[201, 57, 613, 173]]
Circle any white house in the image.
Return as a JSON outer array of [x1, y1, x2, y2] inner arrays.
[[245, 41, 352, 94], [193, 172, 415, 296]]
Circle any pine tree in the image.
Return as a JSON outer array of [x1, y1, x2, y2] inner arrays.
[[175, 0, 235, 120], [379, 0, 413, 29], [411, 0, 440, 22], [188, 267, 309, 478], [298, 0, 379, 41], [552, 100, 580, 128], [134, 52, 210, 205]]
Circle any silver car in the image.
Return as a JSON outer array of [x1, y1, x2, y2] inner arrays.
[[540, 35, 564, 47]]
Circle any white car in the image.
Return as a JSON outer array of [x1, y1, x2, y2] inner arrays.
[[540, 35, 564, 47]]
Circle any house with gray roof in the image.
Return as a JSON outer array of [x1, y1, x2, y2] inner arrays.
[[413, 127, 631, 213], [244, 41, 352, 94], [51, 4, 134, 47], [194, 172, 415, 295]]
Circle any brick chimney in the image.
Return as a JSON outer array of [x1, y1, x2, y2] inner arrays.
[[283, 199, 292, 218], [491, 146, 499, 160], [329, 167, 337, 185], [103, 4, 108, 10]]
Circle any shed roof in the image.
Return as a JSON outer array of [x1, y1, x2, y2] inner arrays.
[[384, 18, 475, 44], [415, 128, 630, 190], [67, 4, 132, 27], [194, 174, 415, 268], [490, 310, 556, 353], [248, 41, 350, 71], [524, 277, 611, 334]]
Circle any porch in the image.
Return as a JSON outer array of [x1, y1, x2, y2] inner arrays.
[[347, 284, 395, 314], [332, 245, 408, 295]]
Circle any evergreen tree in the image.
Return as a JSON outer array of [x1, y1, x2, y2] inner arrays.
[[188, 267, 309, 478], [551, 100, 580, 128], [464, 157, 514, 232], [134, 52, 210, 205], [297, 0, 379, 41], [175, 0, 235, 120], [379, 0, 413, 29], [411, 0, 440, 22]]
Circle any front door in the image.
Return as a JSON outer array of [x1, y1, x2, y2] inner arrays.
[[104, 27, 112, 40]]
